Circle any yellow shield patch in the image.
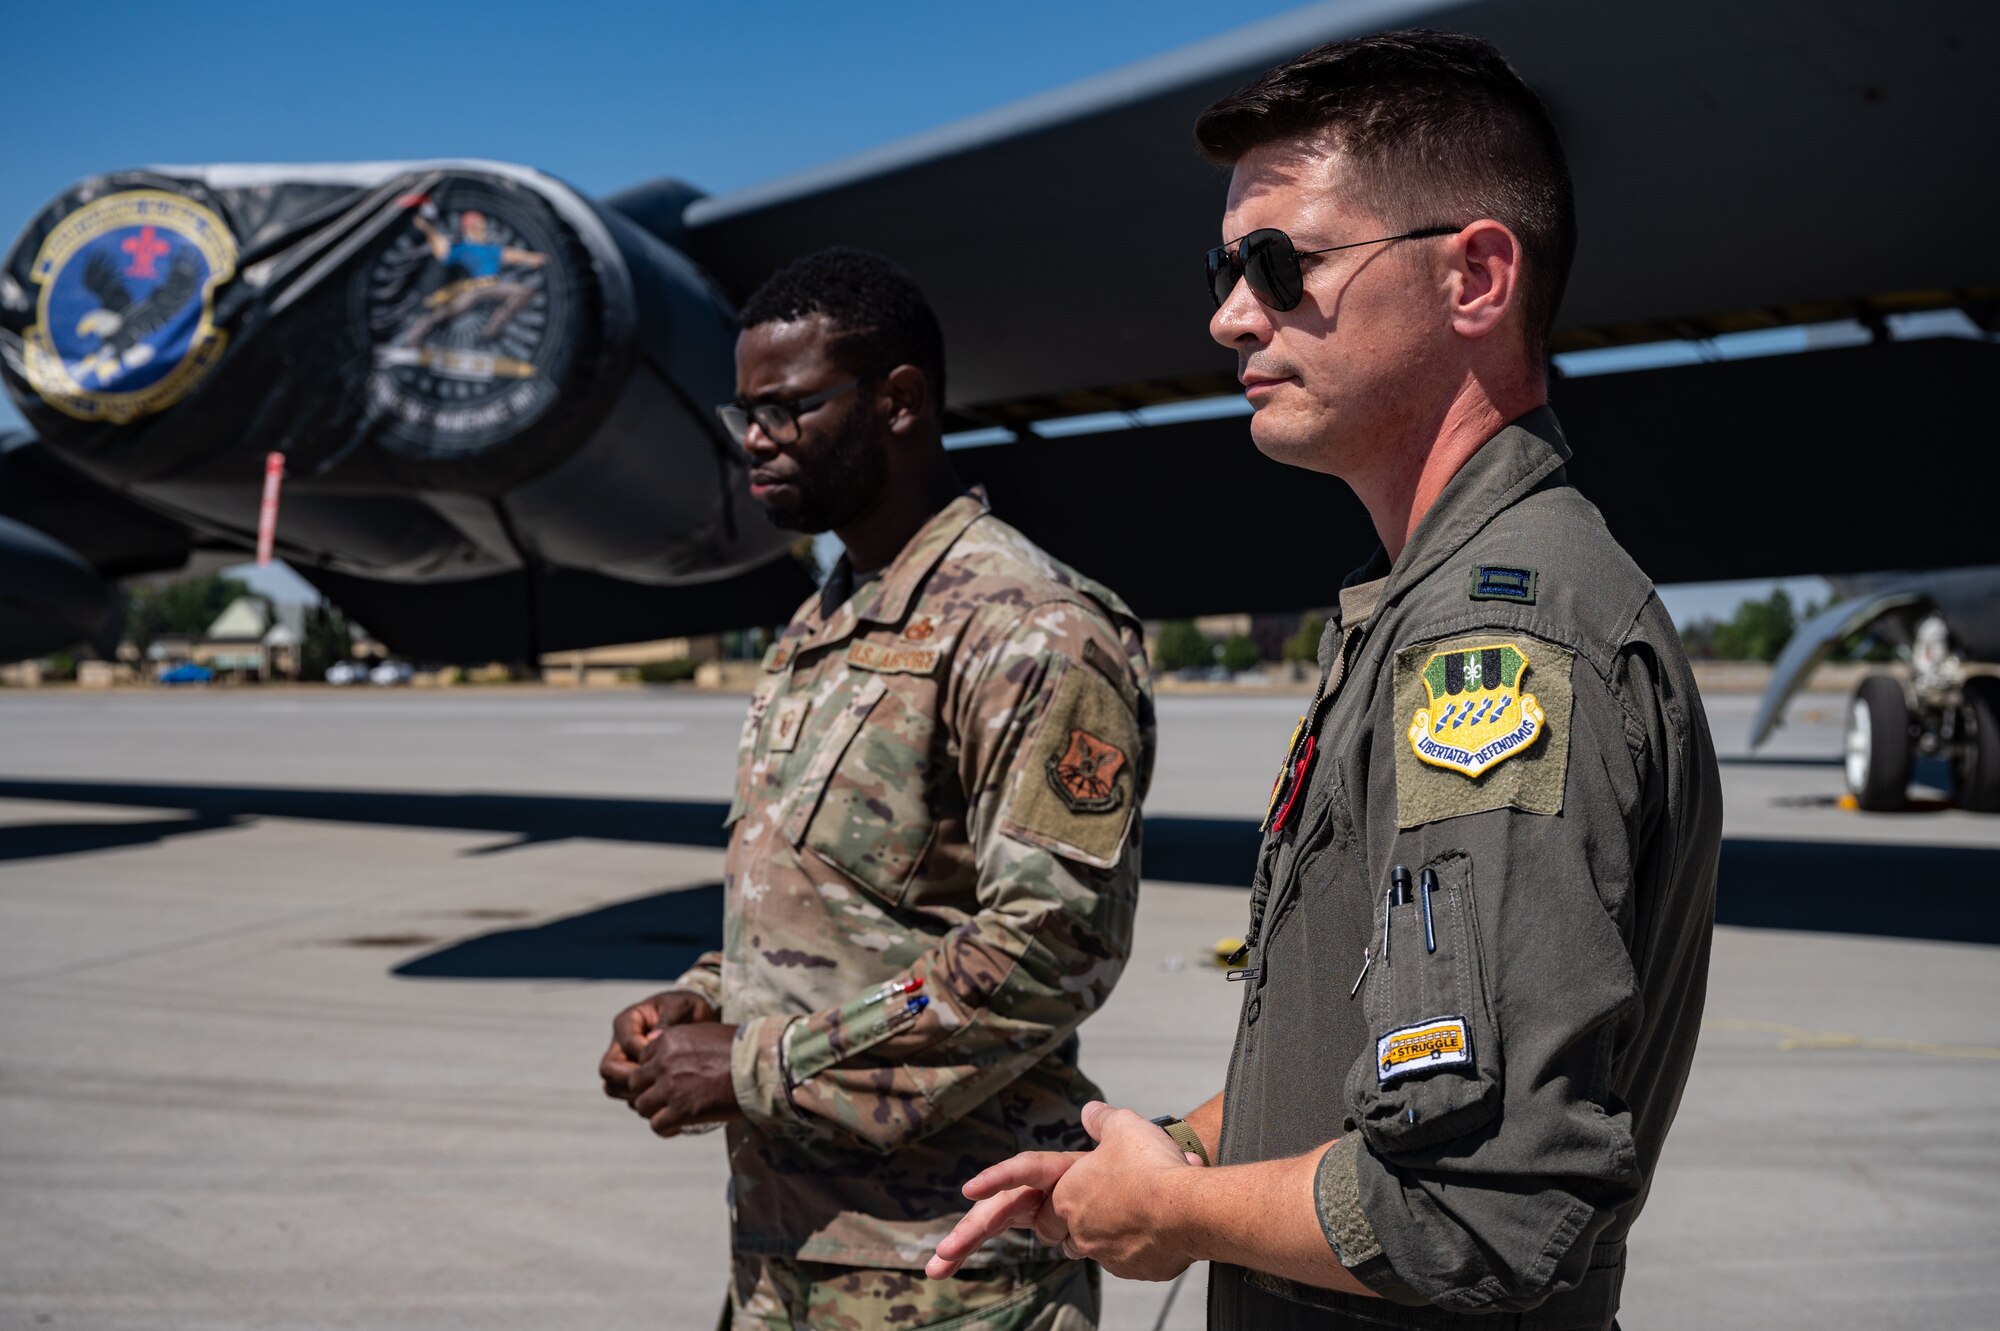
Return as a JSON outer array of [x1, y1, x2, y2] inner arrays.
[[1407, 642, 1545, 778]]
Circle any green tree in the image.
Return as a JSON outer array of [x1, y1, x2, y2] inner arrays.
[[125, 574, 256, 662], [1283, 613, 1327, 664], [300, 600, 354, 679], [1710, 588, 1798, 662], [1154, 620, 1213, 672], [1218, 632, 1261, 674]]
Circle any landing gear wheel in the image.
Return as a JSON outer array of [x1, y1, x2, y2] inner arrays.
[[1956, 676, 2000, 812], [1846, 674, 1914, 811]]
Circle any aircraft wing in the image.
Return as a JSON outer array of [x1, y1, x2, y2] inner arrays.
[[681, 0, 1999, 420], [4, 0, 1994, 668]]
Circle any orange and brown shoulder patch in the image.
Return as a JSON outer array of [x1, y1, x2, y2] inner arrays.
[[1002, 655, 1143, 870], [1046, 728, 1128, 814]]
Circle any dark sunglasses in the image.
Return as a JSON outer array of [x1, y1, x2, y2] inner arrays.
[[1205, 225, 1464, 312], [716, 370, 885, 445]]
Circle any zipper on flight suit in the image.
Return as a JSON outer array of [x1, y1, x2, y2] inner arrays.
[[1238, 617, 1371, 1008]]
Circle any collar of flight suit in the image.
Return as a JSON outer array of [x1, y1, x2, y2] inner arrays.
[[801, 488, 991, 650], [1364, 404, 1572, 613]]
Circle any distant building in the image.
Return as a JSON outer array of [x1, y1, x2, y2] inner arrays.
[[190, 598, 305, 680]]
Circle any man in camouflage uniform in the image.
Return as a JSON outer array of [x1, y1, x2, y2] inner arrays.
[[599, 248, 1154, 1330]]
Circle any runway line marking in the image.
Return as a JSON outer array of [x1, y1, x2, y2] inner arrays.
[[1706, 1018, 2000, 1061]]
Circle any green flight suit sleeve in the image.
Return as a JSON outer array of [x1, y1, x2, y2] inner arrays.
[[1319, 636, 1671, 1314], [732, 599, 1151, 1154]]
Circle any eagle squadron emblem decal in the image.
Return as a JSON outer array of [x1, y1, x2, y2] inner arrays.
[[22, 190, 237, 424], [1407, 643, 1547, 778]]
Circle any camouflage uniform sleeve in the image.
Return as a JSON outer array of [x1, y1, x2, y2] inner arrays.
[[658, 951, 723, 1011], [732, 597, 1153, 1154]]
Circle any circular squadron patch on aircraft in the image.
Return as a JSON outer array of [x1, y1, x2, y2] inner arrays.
[[22, 190, 237, 424], [358, 185, 572, 457]]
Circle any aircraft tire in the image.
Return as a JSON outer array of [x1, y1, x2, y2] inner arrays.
[[1956, 676, 2000, 812], [1846, 674, 1914, 811]]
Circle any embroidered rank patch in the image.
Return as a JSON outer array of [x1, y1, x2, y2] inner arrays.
[[1377, 1016, 1472, 1084], [1469, 564, 1537, 604], [902, 614, 937, 642], [846, 639, 941, 674], [1394, 632, 1573, 827], [1408, 643, 1545, 778], [769, 695, 810, 752], [1046, 729, 1127, 813], [762, 639, 797, 672]]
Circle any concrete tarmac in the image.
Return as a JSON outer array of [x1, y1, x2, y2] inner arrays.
[[0, 686, 1996, 1329]]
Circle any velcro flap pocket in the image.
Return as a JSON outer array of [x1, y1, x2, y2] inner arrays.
[[782, 676, 887, 846], [798, 675, 943, 907], [1346, 850, 1502, 1153], [784, 979, 940, 1087], [1000, 656, 1142, 870]]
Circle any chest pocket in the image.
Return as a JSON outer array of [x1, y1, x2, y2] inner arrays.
[[788, 674, 943, 908]]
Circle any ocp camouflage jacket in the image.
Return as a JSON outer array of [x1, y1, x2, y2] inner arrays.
[[668, 491, 1154, 1270]]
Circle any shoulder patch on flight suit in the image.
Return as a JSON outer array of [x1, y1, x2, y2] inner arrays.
[[1002, 657, 1141, 869], [1395, 632, 1574, 827]]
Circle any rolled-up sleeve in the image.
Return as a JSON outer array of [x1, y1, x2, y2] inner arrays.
[[1324, 650, 1655, 1312]]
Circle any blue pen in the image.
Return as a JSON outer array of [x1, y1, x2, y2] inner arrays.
[[1419, 868, 1438, 954]]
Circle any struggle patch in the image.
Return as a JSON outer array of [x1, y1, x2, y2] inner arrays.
[[1377, 1017, 1472, 1083]]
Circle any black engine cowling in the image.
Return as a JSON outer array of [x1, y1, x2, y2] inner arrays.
[[0, 161, 789, 586]]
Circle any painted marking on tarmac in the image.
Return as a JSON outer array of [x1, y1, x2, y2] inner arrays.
[[1708, 1018, 2000, 1061]]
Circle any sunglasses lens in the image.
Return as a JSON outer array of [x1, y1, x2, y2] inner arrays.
[[1244, 231, 1303, 311], [1206, 246, 1237, 308]]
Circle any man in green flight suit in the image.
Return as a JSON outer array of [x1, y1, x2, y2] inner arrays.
[[599, 248, 1155, 1330], [930, 31, 1721, 1331]]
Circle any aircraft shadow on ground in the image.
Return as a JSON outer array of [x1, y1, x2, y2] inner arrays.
[[395, 882, 725, 983], [0, 778, 1996, 947], [0, 811, 244, 862]]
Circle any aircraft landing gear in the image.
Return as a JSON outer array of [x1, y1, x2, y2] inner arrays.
[[1842, 615, 2000, 812], [1956, 676, 2000, 812], [1845, 674, 1915, 811]]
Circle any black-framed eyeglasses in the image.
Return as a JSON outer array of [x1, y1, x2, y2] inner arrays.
[[716, 371, 883, 445], [1205, 225, 1464, 312]]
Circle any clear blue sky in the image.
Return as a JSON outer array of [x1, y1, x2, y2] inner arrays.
[[4, 0, 1820, 623]]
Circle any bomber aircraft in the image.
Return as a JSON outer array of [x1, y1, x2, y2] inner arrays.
[[2, 0, 1996, 806]]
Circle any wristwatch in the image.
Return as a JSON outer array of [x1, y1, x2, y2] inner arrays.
[[1150, 1114, 1211, 1166]]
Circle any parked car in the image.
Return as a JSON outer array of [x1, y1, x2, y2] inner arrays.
[[324, 661, 366, 686], [158, 664, 214, 686], [368, 660, 413, 686]]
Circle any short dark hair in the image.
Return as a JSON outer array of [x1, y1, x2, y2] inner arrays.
[[1195, 30, 1575, 356], [739, 247, 947, 409]]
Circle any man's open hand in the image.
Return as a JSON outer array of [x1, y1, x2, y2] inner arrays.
[[599, 990, 714, 1102], [927, 1101, 1205, 1280], [926, 1150, 1083, 1278]]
